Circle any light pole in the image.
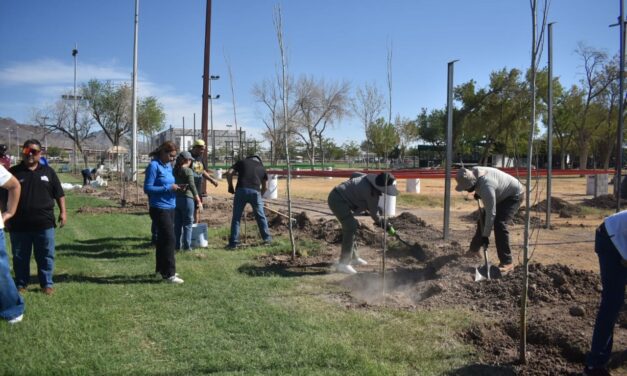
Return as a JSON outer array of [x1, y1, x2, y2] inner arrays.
[[72, 44, 78, 173], [209, 74, 220, 167]]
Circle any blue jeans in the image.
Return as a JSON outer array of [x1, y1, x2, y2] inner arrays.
[[175, 196, 195, 250], [586, 223, 627, 369], [0, 230, 24, 321], [228, 188, 271, 247], [10, 228, 56, 289]]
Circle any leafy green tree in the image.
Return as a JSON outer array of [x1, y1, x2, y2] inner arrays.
[[342, 140, 361, 162], [553, 85, 584, 168], [573, 43, 614, 168], [81, 80, 132, 147], [367, 117, 399, 167], [138, 96, 165, 140]]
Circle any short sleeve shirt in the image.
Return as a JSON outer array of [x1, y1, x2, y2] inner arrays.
[[232, 158, 267, 191], [0, 165, 12, 229], [7, 163, 65, 232]]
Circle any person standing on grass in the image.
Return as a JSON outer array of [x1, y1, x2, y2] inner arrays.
[[327, 172, 398, 274], [454, 166, 523, 275], [0, 164, 24, 324], [6, 139, 66, 296], [225, 155, 271, 249], [144, 141, 184, 284], [584, 210, 627, 376], [173, 151, 202, 252], [189, 139, 219, 223]]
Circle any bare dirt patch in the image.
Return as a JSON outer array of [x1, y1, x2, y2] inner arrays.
[[246, 210, 626, 375]]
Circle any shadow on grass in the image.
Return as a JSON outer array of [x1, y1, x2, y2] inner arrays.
[[446, 364, 515, 375], [57, 237, 151, 259], [54, 272, 162, 284], [238, 261, 332, 277]]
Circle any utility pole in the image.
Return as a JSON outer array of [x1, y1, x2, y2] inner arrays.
[[72, 44, 78, 173], [130, 0, 140, 182], [201, 0, 212, 187]]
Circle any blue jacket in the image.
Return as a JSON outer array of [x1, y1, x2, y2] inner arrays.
[[143, 159, 175, 209]]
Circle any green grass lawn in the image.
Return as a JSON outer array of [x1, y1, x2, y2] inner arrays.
[[0, 192, 477, 375]]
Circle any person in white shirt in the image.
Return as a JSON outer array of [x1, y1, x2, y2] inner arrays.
[[0, 164, 23, 324], [584, 210, 627, 376]]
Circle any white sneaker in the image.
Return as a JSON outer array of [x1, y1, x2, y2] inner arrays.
[[336, 263, 357, 274], [351, 258, 368, 266], [164, 275, 184, 284], [7, 314, 23, 325]]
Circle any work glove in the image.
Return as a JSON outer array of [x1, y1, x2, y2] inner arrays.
[[474, 193, 481, 201], [481, 236, 489, 248]]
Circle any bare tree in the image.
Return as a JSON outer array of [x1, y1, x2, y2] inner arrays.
[[573, 43, 613, 169], [350, 82, 385, 169], [33, 96, 96, 168], [273, 4, 296, 259], [292, 76, 350, 169], [252, 74, 296, 164], [520, 0, 550, 364]]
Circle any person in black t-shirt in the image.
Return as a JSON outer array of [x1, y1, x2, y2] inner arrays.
[[225, 155, 271, 249], [6, 139, 66, 296]]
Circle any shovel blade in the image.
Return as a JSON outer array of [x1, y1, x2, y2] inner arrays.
[[473, 264, 502, 282]]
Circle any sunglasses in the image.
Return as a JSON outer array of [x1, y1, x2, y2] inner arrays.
[[22, 147, 41, 156]]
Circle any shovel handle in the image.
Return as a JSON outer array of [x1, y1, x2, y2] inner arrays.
[[482, 245, 490, 280]]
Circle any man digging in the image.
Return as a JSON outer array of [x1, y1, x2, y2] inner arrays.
[[328, 172, 398, 274], [455, 166, 523, 275]]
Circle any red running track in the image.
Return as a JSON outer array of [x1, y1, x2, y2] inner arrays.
[[265, 168, 615, 179]]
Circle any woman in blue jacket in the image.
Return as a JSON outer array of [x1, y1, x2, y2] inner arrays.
[[144, 141, 184, 284]]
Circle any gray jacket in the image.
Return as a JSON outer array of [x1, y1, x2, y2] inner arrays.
[[473, 167, 523, 237], [334, 173, 382, 223]]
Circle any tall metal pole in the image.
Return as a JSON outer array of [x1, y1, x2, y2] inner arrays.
[[130, 0, 139, 182], [193, 113, 196, 141], [546, 22, 555, 227], [182, 116, 185, 150], [72, 44, 78, 173], [443, 60, 458, 240], [617, 0, 625, 212], [210, 87, 215, 168], [201, 0, 212, 178]]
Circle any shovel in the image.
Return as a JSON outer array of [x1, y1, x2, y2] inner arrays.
[[474, 200, 498, 282]]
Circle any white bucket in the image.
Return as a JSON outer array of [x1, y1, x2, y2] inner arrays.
[[191, 223, 209, 248], [215, 168, 223, 180], [263, 174, 278, 199], [406, 178, 420, 193], [378, 181, 397, 217], [324, 166, 333, 180]]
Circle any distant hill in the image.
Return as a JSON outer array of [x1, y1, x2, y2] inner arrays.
[[0, 117, 149, 153]]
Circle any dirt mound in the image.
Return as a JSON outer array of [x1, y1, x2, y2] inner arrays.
[[76, 205, 147, 214], [530, 197, 582, 218], [584, 194, 627, 209], [252, 211, 625, 375]]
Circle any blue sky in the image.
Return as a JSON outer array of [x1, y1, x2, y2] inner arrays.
[[0, 0, 619, 145]]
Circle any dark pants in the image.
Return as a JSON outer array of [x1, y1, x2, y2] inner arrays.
[[469, 195, 521, 265], [149, 207, 176, 278], [586, 223, 627, 369], [328, 189, 360, 264]]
